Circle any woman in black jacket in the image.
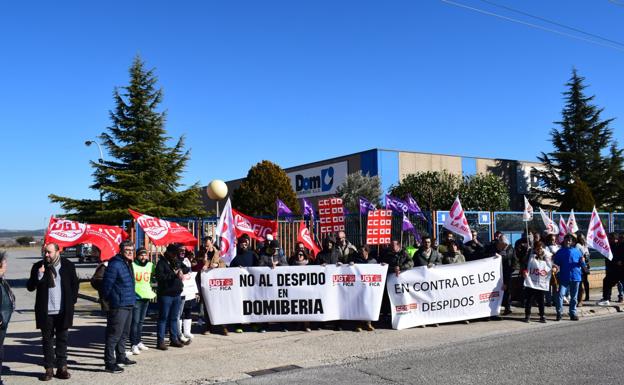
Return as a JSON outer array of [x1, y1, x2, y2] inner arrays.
[[155, 244, 188, 350]]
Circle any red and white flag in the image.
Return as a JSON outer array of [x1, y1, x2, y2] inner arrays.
[[539, 208, 559, 235], [522, 196, 534, 222], [587, 207, 612, 260], [45, 217, 128, 261], [297, 221, 320, 258], [215, 199, 237, 264], [443, 197, 472, 243], [557, 216, 568, 244], [567, 209, 579, 234], [231, 209, 278, 241], [129, 209, 197, 247]]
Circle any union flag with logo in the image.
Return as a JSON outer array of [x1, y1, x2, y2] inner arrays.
[[129, 209, 197, 247]]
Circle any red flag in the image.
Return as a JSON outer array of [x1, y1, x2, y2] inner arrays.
[[231, 209, 278, 241], [44, 217, 128, 261], [129, 209, 197, 247], [297, 221, 320, 257]]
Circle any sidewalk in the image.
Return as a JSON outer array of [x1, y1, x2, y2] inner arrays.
[[3, 288, 621, 385]]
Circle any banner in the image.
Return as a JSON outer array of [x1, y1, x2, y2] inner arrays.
[[231, 209, 278, 241], [129, 209, 197, 247], [586, 207, 612, 260], [45, 217, 128, 261], [182, 271, 198, 299], [443, 197, 472, 243], [359, 197, 376, 215], [201, 264, 388, 324], [523, 258, 552, 291], [366, 210, 392, 245], [385, 194, 409, 214], [318, 197, 345, 234], [387, 257, 503, 330]]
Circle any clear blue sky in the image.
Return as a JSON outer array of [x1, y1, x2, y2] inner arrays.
[[1, 0, 624, 229]]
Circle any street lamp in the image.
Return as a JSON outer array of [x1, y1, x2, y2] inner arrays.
[[85, 140, 104, 164]]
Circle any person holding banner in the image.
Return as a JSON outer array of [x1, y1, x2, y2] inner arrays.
[[129, 248, 156, 356], [485, 236, 517, 315], [413, 236, 442, 268], [101, 241, 137, 373], [553, 234, 586, 321], [575, 234, 591, 307], [336, 231, 357, 264], [597, 233, 624, 306], [522, 241, 551, 323], [155, 244, 187, 349], [441, 242, 466, 265], [27, 243, 79, 381], [229, 235, 260, 333], [258, 240, 288, 268], [381, 240, 413, 276], [350, 245, 377, 332], [196, 237, 226, 335], [463, 229, 484, 261], [316, 237, 341, 266]]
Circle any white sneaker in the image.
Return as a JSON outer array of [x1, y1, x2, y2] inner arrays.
[[137, 342, 149, 351], [597, 299, 610, 306], [131, 345, 141, 355], [125, 350, 133, 357], [179, 334, 189, 343]]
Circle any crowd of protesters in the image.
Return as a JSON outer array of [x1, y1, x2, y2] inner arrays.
[[1, 226, 623, 381]]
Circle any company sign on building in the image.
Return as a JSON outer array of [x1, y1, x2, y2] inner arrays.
[[288, 161, 348, 198]]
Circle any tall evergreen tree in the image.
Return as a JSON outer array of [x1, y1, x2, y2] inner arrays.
[[533, 69, 624, 210], [50, 57, 205, 224]]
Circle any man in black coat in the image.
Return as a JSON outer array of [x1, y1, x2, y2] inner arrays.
[[27, 243, 79, 381]]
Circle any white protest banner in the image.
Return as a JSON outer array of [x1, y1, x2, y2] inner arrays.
[[523, 257, 552, 291], [387, 257, 503, 330], [201, 264, 388, 324], [182, 272, 198, 299]]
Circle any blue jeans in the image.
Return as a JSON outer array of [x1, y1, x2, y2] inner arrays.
[[556, 281, 580, 317], [130, 299, 150, 346], [157, 295, 181, 343]]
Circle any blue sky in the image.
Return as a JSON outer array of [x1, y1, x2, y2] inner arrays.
[[1, 0, 624, 229]]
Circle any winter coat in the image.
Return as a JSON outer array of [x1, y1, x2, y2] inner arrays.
[[381, 248, 414, 272], [413, 248, 442, 267], [155, 256, 187, 297], [27, 258, 79, 330], [101, 255, 137, 308]]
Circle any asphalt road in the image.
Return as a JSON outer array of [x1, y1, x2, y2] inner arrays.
[[224, 314, 624, 385]]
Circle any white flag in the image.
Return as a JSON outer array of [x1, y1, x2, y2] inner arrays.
[[216, 198, 237, 264], [443, 196, 472, 244], [539, 208, 559, 235], [586, 207, 612, 260], [557, 216, 568, 244], [566, 209, 579, 234], [522, 196, 534, 222]]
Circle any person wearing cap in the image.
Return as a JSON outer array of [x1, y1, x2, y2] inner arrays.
[[553, 233, 586, 321], [258, 239, 288, 268], [155, 244, 188, 349], [315, 236, 341, 266], [129, 247, 156, 355], [485, 235, 518, 316]]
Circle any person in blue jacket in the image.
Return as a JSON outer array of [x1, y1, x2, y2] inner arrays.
[[553, 233, 586, 321], [101, 241, 137, 373]]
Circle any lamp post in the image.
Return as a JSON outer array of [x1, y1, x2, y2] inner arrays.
[[85, 139, 105, 209]]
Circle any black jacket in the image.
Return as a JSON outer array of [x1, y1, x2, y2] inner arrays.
[[155, 257, 187, 297], [26, 258, 79, 330], [413, 248, 442, 267], [381, 248, 414, 272], [315, 249, 341, 265]]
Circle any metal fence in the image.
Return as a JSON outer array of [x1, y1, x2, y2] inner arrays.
[[125, 210, 616, 258]]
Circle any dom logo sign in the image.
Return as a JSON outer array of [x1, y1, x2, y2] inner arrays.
[[289, 161, 348, 197]]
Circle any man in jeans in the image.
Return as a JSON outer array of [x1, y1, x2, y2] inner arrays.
[[553, 234, 586, 321], [101, 241, 137, 373]]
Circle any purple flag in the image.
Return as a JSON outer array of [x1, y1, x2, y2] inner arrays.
[[359, 197, 376, 215], [301, 198, 315, 220], [406, 194, 426, 219], [276, 199, 294, 222], [385, 194, 409, 214], [402, 214, 422, 243]]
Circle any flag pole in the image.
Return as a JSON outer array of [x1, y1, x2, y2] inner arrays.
[[359, 212, 363, 247]]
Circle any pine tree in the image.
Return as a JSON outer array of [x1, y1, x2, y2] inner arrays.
[[232, 160, 299, 217], [534, 69, 624, 210], [49, 57, 205, 224], [559, 178, 595, 212]]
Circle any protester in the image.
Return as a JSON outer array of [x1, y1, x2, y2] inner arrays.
[[336, 230, 357, 264], [514, 233, 531, 270], [553, 234, 586, 321], [413, 236, 442, 268], [90, 260, 110, 313], [381, 239, 413, 275], [316, 236, 341, 265], [350, 245, 376, 332], [463, 229, 484, 261], [575, 234, 591, 306], [196, 237, 226, 335], [155, 244, 187, 349], [597, 233, 624, 306], [229, 235, 259, 333], [258, 239, 288, 268], [288, 248, 312, 332], [176, 245, 195, 345], [442, 242, 466, 264], [522, 241, 551, 323], [26, 243, 79, 381], [129, 247, 156, 355], [0, 251, 16, 385], [485, 235, 517, 315], [101, 241, 137, 373], [437, 231, 462, 254]]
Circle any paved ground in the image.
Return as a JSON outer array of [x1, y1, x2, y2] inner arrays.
[[2, 248, 622, 384]]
